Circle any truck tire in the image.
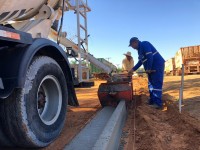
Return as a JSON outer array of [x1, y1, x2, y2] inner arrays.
[[0, 56, 68, 148]]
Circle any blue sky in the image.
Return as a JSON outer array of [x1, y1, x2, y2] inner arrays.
[[64, 0, 200, 67]]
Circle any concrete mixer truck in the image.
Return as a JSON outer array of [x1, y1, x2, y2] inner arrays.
[[0, 0, 98, 148]]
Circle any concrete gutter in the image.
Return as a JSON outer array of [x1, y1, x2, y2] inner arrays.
[[64, 107, 115, 150], [92, 100, 127, 150], [65, 100, 127, 150]]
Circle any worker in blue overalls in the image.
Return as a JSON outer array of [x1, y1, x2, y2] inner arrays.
[[128, 37, 165, 109]]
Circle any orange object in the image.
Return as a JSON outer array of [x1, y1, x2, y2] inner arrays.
[[98, 75, 133, 107]]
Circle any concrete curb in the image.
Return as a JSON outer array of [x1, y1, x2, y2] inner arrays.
[[92, 100, 127, 150], [64, 107, 115, 150]]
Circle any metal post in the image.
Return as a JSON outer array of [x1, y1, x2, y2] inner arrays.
[[181, 64, 184, 103], [179, 64, 184, 113], [179, 88, 182, 113]]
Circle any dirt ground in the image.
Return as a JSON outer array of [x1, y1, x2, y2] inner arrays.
[[49, 75, 200, 150], [163, 75, 200, 120], [3, 75, 200, 150], [121, 75, 200, 150]]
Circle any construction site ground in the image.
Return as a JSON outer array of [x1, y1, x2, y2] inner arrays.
[[4, 75, 200, 150], [120, 75, 200, 150]]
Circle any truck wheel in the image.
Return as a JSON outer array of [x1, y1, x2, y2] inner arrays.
[[0, 56, 68, 148]]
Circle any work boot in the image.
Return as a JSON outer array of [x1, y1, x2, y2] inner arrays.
[[147, 99, 154, 105]]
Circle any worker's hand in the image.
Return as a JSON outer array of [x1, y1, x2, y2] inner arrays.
[[128, 69, 134, 76]]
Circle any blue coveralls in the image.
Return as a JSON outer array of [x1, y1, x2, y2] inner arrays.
[[133, 41, 165, 107]]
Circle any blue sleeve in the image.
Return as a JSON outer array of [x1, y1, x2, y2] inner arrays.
[[133, 60, 142, 71], [143, 42, 153, 70]]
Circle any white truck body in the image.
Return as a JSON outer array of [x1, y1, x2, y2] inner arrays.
[[0, 0, 47, 22]]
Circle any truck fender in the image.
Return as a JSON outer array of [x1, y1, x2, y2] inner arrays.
[[0, 38, 78, 106]]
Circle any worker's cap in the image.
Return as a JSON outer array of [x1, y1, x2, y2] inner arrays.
[[129, 37, 139, 46], [124, 51, 132, 57]]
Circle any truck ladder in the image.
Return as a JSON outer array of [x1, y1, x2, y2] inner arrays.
[[64, 0, 113, 80], [75, 0, 90, 82]]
